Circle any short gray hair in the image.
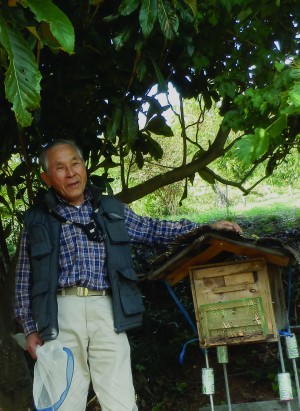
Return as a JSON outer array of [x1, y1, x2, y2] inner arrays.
[[39, 139, 84, 172]]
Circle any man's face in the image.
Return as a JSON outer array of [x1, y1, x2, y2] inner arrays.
[[41, 144, 88, 206]]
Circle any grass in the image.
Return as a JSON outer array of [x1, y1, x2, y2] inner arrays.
[[172, 194, 300, 234]]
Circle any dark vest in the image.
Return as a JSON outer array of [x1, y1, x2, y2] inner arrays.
[[24, 185, 144, 341]]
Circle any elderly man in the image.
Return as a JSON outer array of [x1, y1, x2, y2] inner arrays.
[[15, 139, 242, 411]]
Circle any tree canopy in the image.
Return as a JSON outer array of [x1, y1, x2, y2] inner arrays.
[[0, 0, 299, 225]]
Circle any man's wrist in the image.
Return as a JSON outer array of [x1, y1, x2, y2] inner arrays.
[[22, 320, 37, 337]]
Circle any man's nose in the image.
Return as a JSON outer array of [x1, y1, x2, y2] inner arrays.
[[65, 165, 75, 176]]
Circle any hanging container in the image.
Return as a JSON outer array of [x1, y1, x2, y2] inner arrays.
[[278, 372, 293, 401], [285, 334, 299, 359], [217, 346, 228, 364], [202, 368, 215, 395]]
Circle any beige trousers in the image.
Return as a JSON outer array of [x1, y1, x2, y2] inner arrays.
[[56, 294, 138, 411]]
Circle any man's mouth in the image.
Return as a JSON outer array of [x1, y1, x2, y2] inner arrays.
[[68, 181, 80, 188]]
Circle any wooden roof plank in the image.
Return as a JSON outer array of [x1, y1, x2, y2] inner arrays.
[[146, 232, 291, 285]]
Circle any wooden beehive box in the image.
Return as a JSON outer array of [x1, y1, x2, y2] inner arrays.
[[147, 231, 291, 348], [190, 257, 286, 348]]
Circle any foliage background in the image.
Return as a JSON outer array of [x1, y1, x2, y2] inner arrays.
[[0, 0, 300, 409]]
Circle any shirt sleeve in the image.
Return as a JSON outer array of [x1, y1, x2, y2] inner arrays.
[[124, 205, 200, 245], [14, 228, 37, 336]]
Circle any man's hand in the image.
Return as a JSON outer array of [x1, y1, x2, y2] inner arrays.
[[210, 220, 243, 234], [26, 332, 44, 360]]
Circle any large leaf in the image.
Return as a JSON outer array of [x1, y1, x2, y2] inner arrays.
[[287, 84, 300, 108], [234, 128, 270, 167], [266, 115, 287, 140], [0, 12, 41, 127], [198, 168, 215, 184], [144, 134, 163, 159], [150, 58, 167, 92], [145, 114, 173, 136], [113, 26, 132, 50], [0, 195, 11, 213], [122, 105, 138, 147], [119, 0, 140, 16], [106, 106, 123, 141], [157, 0, 179, 40], [140, 0, 157, 38], [26, 0, 75, 54], [184, 0, 197, 17], [145, 95, 169, 122]]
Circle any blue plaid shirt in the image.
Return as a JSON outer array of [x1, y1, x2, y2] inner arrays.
[[15, 190, 199, 336]]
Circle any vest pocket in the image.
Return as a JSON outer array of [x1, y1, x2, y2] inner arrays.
[[103, 213, 130, 244], [116, 268, 145, 315], [28, 224, 52, 258]]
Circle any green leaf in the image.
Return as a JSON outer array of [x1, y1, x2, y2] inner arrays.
[[6, 184, 15, 209], [183, 0, 197, 18], [11, 161, 26, 184], [266, 115, 287, 139], [288, 84, 300, 107], [192, 147, 206, 161], [150, 58, 167, 92], [4, 222, 12, 240], [234, 128, 269, 167], [145, 114, 173, 136], [89, 174, 114, 195], [198, 168, 215, 184], [218, 81, 236, 99], [157, 0, 179, 40], [140, 0, 157, 38], [122, 105, 138, 147], [89, 0, 103, 5], [113, 26, 132, 50], [280, 83, 300, 116], [0, 12, 41, 127], [289, 68, 300, 80], [136, 57, 147, 81], [26, 0, 75, 54], [237, 8, 253, 21], [106, 106, 123, 140], [145, 96, 168, 121], [135, 150, 144, 169], [274, 61, 285, 72], [144, 135, 163, 159], [0, 194, 11, 213], [179, 181, 188, 206], [15, 187, 26, 200], [119, 0, 140, 16]]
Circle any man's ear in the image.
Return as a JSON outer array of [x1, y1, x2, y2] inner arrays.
[[40, 172, 52, 187]]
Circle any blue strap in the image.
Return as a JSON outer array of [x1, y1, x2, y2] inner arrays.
[[278, 265, 293, 336], [179, 338, 200, 364], [163, 279, 198, 335], [279, 330, 293, 337], [163, 279, 201, 363], [35, 347, 74, 411]]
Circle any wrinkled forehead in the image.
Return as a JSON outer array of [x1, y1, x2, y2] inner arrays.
[[46, 144, 84, 169]]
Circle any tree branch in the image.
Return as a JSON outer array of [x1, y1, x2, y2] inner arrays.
[[116, 123, 230, 203]]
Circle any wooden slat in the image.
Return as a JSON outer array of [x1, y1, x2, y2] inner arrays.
[[213, 283, 248, 294], [225, 272, 255, 286], [192, 260, 263, 280], [147, 233, 290, 285], [206, 238, 289, 267], [164, 244, 221, 285]]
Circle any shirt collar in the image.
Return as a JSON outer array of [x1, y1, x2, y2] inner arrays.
[[55, 187, 92, 208]]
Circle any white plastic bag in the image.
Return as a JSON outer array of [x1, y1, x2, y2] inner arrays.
[[33, 340, 74, 411]]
